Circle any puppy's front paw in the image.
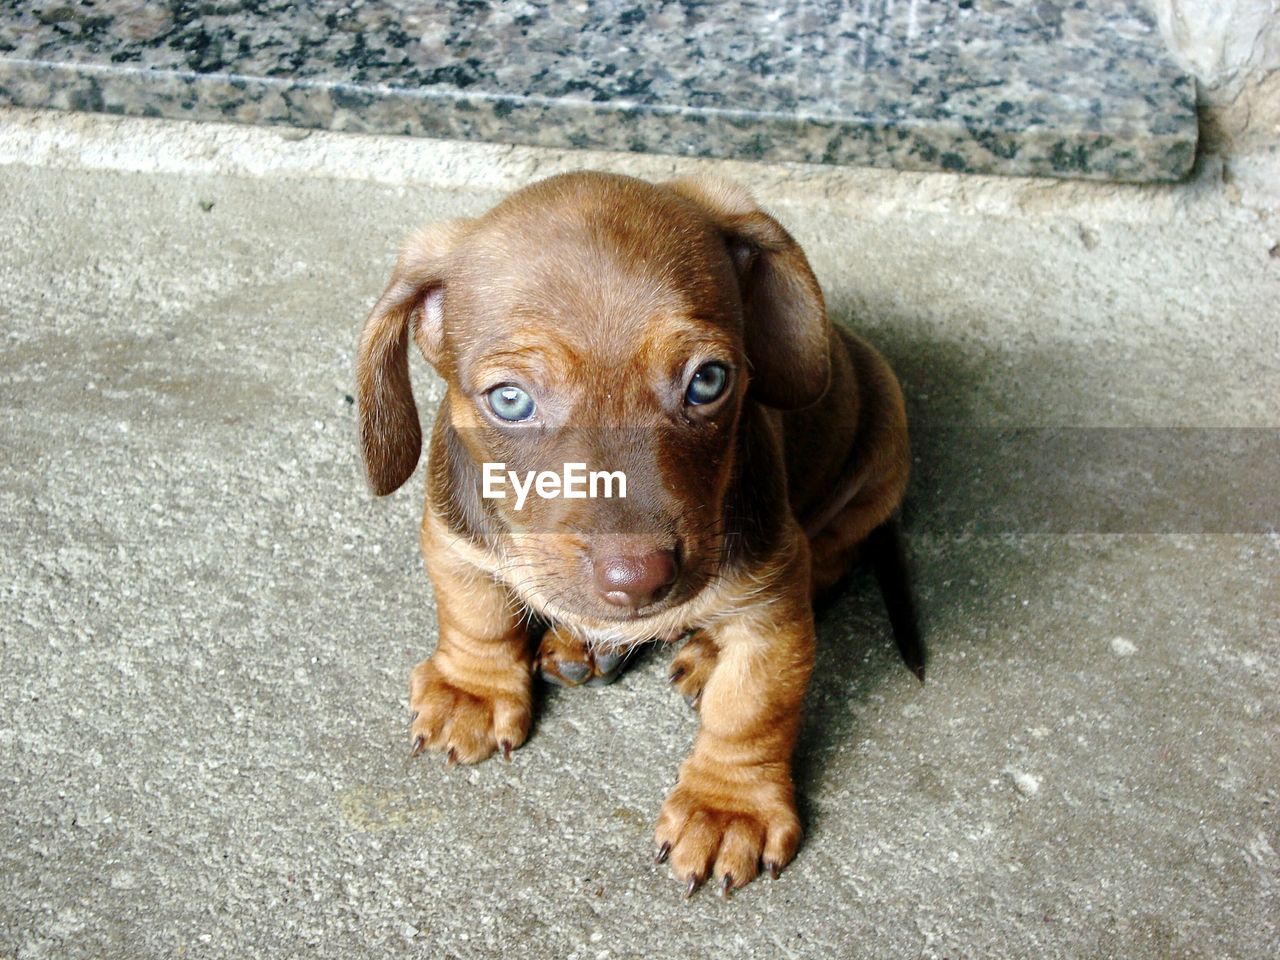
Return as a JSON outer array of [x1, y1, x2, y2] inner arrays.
[[654, 761, 802, 897], [408, 655, 532, 764], [536, 625, 632, 688]]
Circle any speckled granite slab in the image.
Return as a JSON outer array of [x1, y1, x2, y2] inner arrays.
[[0, 1, 1196, 181]]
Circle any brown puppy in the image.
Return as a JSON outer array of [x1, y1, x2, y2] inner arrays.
[[356, 171, 914, 896]]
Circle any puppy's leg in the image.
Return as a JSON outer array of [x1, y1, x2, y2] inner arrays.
[[409, 519, 533, 764], [667, 631, 719, 710], [807, 486, 899, 599], [536, 625, 632, 687], [806, 329, 911, 600], [655, 535, 814, 895]]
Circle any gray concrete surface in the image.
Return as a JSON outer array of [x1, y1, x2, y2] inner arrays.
[[1, 109, 1278, 959], [0, 0, 1199, 181]]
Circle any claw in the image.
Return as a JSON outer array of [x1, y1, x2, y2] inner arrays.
[[501, 739, 513, 762], [410, 710, 419, 723], [720, 874, 733, 900], [655, 841, 671, 864], [684, 876, 698, 899], [668, 666, 687, 684], [765, 860, 780, 881], [445, 747, 457, 767], [595, 650, 622, 675], [556, 661, 591, 685], [410, 734, 425, 757]]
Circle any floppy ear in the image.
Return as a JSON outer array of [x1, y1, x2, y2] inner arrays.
[[355, 220, 467, 496], [664, 176, 831, 409]]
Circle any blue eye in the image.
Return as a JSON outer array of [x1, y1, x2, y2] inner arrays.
[[685, 363, 729, 406], [487, 385, 536, 422]]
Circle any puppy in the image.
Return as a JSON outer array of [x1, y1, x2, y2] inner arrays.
[[356, 171, 918, 896]]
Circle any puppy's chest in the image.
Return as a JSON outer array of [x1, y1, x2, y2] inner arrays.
[[539, 582, 741, 652], [562, 620, 696, 651]]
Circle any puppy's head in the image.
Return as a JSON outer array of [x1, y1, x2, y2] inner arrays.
[[357, 172, 830, 627]]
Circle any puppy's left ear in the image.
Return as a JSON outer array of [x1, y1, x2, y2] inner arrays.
[[664, 176, 831, 409], [356, 219, 467, 496]]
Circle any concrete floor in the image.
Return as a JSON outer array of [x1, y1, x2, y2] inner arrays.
[[1, 108, 1277, 959]]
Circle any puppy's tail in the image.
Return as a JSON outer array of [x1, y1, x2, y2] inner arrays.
[[866, 517, 926, 683]]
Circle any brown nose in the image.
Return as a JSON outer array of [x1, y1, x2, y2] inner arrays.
[[593, 549, 678, 609]]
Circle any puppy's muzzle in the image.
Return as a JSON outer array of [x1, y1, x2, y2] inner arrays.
[[592, 540, 679, 610]]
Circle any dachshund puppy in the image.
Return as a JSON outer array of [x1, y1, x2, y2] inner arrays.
[[356, 171, 918, 896]]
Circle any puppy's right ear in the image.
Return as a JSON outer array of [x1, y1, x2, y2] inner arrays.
[[356, 220, 467, 496], [663, 176, 831, 410]]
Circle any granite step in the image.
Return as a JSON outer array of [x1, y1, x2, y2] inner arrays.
[[0, 1, 1197, 182]]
